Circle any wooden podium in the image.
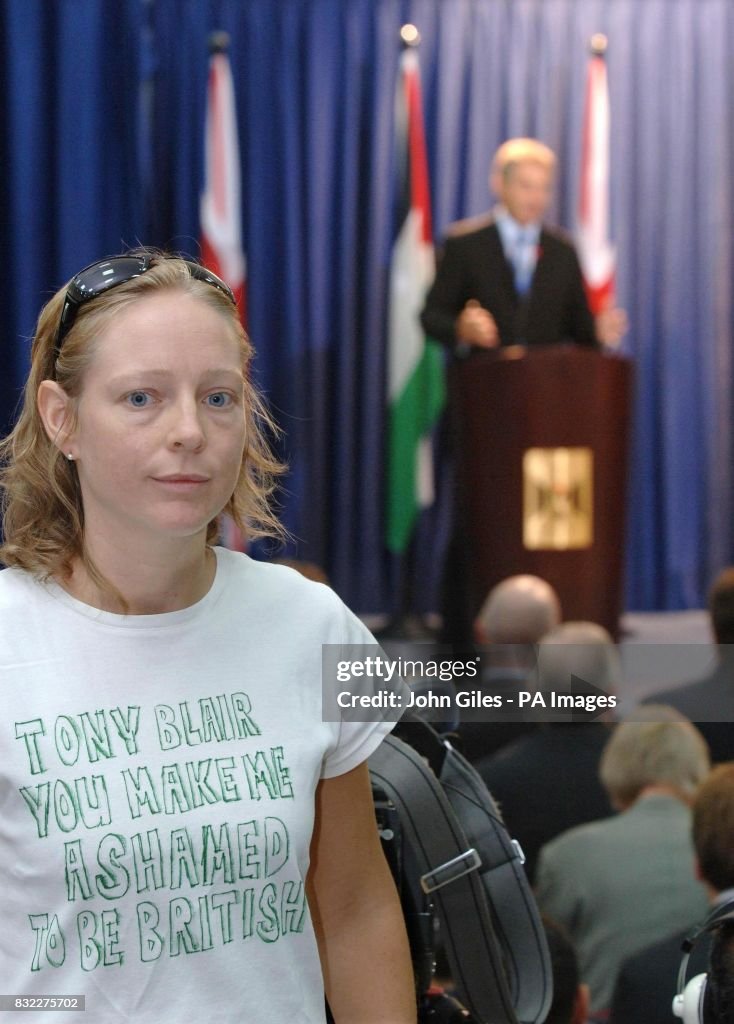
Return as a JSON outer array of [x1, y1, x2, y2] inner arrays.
[[452, 346, 633, 636]]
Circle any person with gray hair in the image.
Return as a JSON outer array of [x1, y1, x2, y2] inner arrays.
[[599, 708, 711, 809], [476, 621, 617, 882], [611, 763, 734, 1024], [535, 707, 711, 1018], [536, 620, 620, 697]]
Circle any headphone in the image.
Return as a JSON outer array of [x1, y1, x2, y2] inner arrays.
[[673, 900, 734, 1024]]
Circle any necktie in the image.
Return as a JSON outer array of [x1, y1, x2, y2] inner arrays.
[[513, 229, 534, 296]]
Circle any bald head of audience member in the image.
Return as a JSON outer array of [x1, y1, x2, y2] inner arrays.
[[600, 707, 710, 812], [474, 574, 561, 645]]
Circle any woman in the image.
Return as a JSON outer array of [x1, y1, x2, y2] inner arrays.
[[0, 253, 415, 1022]]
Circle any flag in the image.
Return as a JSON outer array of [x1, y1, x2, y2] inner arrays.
[[200, 43, 246, 321], [385, 47, 446, 554], [200, 41, 247, 551], [576, 42, 616, 316]]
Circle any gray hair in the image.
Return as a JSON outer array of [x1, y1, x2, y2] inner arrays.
[[599, 705, 710, 806], [537, 621, 621, 694]]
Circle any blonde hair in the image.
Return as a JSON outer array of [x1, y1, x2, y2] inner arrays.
[[0, 253, 286, 601], [492, 137, 556, 181]]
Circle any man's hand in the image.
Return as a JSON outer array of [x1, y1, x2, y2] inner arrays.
[[455, 299, 500, 348], [595, 306, 628, 348]]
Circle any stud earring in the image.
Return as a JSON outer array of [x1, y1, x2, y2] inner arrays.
[[66, 453, 74, 462]]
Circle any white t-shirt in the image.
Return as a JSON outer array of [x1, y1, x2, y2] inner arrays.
[[0, 549, 393, 1022]]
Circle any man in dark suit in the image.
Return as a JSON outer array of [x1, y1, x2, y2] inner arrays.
[[610, 763, 734, 1024], [421, 139, 626, 645], [475, 621, 616, 882], [420, 137, 626, 353], [456, 573, 561, 764], [646, 568, 734, 763]]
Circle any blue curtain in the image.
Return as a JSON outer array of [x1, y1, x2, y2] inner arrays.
[[2, 0, 733, 612]]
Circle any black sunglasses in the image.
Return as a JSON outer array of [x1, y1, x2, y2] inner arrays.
[[54, 254, 237, 356]]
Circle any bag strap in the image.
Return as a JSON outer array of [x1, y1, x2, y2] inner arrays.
[[369, 734, 518, 1024], [437, 743, 553, 1023], [396, 713, 553, 1023]]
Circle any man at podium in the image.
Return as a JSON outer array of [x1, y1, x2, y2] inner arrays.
[[420, 138, 626, 352], [422, 138, 626, 647]]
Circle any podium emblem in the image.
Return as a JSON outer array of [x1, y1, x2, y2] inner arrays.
[[523, 447, 593, 550]]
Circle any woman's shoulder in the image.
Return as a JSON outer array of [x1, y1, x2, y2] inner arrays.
[[218, 548, 343, 614], [0, 567, 53, 649], [216, 548, 373, 642], [220, 548, 334, 596]]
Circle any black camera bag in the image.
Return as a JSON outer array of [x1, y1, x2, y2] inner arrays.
[[369, 714, 552, 1024]]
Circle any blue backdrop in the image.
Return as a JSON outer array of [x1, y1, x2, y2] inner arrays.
[[2, 0, 733, 613]]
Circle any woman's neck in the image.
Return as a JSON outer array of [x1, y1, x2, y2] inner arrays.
[[58, 533, 216, 615]]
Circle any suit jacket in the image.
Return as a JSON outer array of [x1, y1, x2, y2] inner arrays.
[[420, 215, 597, 349], [453, 665, 539, 764], [475, 723, 613, 883], [610, 927, 711, 1024], [644, 658, 734, 763], [535, 795, 709, 1014]]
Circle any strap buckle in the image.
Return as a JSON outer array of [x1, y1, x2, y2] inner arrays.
[[511, 838, 526, 866], [420, 848, 482, 894]]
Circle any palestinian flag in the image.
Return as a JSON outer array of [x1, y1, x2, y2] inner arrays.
[[386, 47, 445, 554]]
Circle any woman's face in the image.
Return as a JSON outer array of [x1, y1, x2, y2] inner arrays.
[[66, 291, 247, 549]]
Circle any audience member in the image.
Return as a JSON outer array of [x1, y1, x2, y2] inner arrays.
[[477, 622, 616, 882], [457, 574, 561, 762], [474, 574, 561, 646], [646, 568, 734, 762], [535, 708, 711, 1016], [611, 763, 734, 1024]]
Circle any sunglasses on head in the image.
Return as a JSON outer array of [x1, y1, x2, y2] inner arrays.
[[54, 254, 237, 356]]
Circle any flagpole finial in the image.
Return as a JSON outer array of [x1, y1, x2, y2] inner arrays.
[[400, 24, 421, 48], [590, 33, 608, 56], [208, 31, 230, 54]]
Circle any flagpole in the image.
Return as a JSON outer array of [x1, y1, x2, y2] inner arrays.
[[397, 24, 431, 641], [380, 23, 439, 644], [208, 30, 230, 54], [400, 23, 421, 48], [201, 26, 249, 551]]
